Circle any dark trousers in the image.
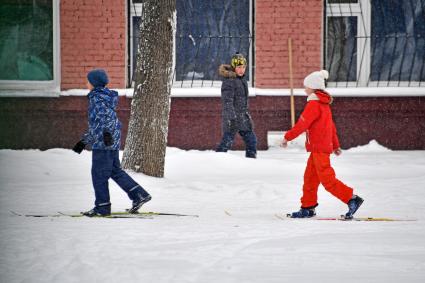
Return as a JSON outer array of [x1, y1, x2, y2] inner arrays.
[[91, 150, 149, 213], [216, 130, 257, 157]]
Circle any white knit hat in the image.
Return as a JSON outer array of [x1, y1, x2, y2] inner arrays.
[[303, 70, 329, 90]]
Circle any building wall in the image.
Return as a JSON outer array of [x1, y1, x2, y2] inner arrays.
[[170, 96, 425, 151], [255, 0, 322, 88], [60, 0, 127, 89], [1, 96, 424, 150], [58, 0, 324, 90]]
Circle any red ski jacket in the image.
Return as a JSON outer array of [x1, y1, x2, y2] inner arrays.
[[284, 90, 340, 153]]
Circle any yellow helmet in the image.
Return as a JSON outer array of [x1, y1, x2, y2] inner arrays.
[[231, 53, 247, 68]]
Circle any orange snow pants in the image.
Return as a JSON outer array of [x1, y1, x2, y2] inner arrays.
[[301, 153, 353, 208]]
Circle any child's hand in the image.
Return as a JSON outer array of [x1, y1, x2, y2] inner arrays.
[[103, 132, 114, 146], [280, 139, 288, 148], [72, 140, 86, 154], [334, 148, 342, 156]]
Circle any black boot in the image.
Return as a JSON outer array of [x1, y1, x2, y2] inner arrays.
[[246, 151, 257, 158], [289, 207, 316, 218], [128, 195, 152, 214], [288, 204, 318, 218], [82, 206, 111, 217], [345, 195, 364, 219]]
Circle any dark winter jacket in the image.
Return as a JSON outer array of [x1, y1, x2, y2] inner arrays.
[[219, 64, 254, 132], [82, 87, 122, 150]]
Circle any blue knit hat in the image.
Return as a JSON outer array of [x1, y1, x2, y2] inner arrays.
[[87, 69, 109, 87]]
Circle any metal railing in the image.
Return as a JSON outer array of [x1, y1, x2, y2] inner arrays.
[[129, 0, 253, 88]]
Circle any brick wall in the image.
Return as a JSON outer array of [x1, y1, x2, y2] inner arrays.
[[1, 96, 425, 150], [60, 0, 126, 89], [255, 0, 322, 88]]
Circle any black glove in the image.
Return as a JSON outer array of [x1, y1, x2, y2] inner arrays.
[[72, 140, 86, 154], [228, 119, 237, 132], [103, 132, 113, 147]]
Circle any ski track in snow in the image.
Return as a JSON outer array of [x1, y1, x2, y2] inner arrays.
[[1, 142, 425, 282]]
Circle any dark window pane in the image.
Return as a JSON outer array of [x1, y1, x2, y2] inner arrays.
[[176, 0, 251, 83], [0, 0, 53, 81], [132, 16, 141, 79], [371, 0, 425, 82], [326, 16, 357, 82]]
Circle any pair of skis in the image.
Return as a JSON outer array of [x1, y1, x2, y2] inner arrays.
[[274, 213, 416, 222], [10, 211, 416, 222], [10, 211, 199, 219]]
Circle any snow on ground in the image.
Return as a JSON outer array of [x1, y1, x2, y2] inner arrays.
[[1, 141, 425, 283]]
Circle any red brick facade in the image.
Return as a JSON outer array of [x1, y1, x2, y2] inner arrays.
[[60, 0, 126, 89], [256, 0, 322, 88], [1, 95, 424, 150]]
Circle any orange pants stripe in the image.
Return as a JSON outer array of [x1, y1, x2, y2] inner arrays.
[[301, 153, 353, 208]]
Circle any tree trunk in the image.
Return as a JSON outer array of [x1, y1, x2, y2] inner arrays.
[[122, 0, 176, 177]]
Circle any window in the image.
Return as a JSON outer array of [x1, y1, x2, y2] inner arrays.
[[129, 2, 141, 87], [0, 0, 60, 95], [175, 0, 252, 87], [325, 0, 425, 87], [129, 0, 253, 88], [326, 16, 358, 82]]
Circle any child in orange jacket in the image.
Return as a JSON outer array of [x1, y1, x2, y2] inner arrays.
[[281, 70, 363, 219]]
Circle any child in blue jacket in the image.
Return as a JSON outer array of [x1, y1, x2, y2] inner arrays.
[[73, 69, 151, 217]]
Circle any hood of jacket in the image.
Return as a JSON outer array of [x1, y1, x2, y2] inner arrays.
[[307, 89, 333, 104], [89, 87, 118, 109], [218, 64, 237, 79]]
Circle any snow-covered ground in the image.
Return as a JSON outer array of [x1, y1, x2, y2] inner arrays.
[[1, 141, 424, 283]]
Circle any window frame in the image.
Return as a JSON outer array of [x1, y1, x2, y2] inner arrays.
[[325, 0, 370, 87], [129, 3, 142, 87], [325, 0, 423, 87], [0, 0, 61, 97]]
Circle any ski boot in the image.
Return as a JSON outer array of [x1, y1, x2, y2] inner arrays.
[[245, 150, 257, 159], [82, 205, 111, 217], [128, 194, 152, 214], [288, 207, 316, 218], [344, 195, 364, 219]]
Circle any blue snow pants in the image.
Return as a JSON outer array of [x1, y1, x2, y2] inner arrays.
[[91, 149, 150, 214], [216, 130, 257, 158]]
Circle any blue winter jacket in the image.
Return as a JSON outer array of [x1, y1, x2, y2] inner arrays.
[[82, 87, 122, 150]]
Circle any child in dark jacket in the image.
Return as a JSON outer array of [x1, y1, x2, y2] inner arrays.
[[216, 53, 257, 158], [281, 70, 363, 219], [73, 69, 151, 217]]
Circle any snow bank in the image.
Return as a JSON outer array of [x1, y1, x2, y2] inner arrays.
[[347, 140, 392, 153]]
